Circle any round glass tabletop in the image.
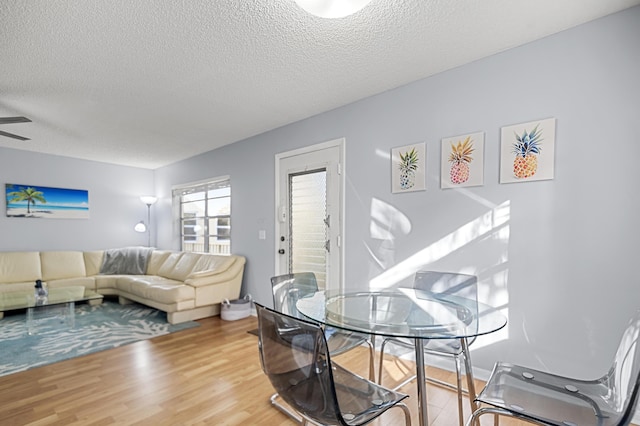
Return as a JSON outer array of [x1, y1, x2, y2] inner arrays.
[[296, 288, 507, 339]]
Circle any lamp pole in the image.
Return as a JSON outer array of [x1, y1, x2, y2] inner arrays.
[[140, 196, 158, 247], [146, 203, 152, 247]]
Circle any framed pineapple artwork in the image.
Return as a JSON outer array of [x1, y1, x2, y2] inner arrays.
[[391, 142, 426, 193], [440, 131, 484, 189], [500, 118, 556, 183]]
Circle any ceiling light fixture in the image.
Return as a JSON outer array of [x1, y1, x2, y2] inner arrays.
[[294, 0, 372, 19]]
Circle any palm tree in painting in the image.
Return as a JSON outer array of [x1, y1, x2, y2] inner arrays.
[[7, 186, 46, 214]]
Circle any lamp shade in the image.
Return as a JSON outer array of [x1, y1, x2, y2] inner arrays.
[[140, 195, 157, 205], [294, 0, 372, 18], [134, 221, 147, 232]]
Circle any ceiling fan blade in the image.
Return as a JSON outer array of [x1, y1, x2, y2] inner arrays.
[[0, 130, 30, 141], [0, 116, 31, 124]]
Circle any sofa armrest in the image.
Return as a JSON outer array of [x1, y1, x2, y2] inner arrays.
[[185, 256, 245, 288], [188, 269, 221, 279]]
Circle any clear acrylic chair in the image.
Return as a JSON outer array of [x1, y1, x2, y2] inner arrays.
[[269, 273, 377, 421], [467, 309, 640, 426], [255, 302, 412, 426], [378, 271, 479, 426], [271, 273, 375, 380]]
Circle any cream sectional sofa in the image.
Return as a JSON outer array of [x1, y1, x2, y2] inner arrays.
[[0, 249, 246, 324]]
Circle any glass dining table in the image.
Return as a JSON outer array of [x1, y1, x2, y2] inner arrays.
[[296, 288, 507, 426]]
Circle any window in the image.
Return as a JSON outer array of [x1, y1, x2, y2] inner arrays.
[[289, 170, 328, 286], [173, 177, 231, 254]]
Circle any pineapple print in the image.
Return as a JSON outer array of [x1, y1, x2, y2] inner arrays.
[[398, 148, 418, 189], [449, 136, 474, 184], [513, 124, 542, 178]]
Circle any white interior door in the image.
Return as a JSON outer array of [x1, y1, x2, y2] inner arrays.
[[275, 139, 344, 290]]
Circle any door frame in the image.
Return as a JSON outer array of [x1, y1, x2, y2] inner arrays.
[[274, 138, 346, 290]]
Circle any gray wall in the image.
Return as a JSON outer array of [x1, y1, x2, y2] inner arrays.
[[155, 6, 640, 379], [1, 5, 635, 384], [0, 147, 155, 251]]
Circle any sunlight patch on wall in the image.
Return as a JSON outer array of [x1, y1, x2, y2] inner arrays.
[[375, 148, 391, 161], [367, 200, 512, 349], [369, 201, 511, 290]]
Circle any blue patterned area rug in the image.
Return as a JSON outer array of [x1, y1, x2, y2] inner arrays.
[[0, 300, 199, 377]]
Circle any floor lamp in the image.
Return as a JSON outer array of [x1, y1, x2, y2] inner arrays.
[[135, 195, 157, 247]]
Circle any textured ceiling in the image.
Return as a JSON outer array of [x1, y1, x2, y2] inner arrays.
[[1, 0, 639, 169]]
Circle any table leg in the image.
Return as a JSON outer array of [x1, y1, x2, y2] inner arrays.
[[27, 307, 34, 335], [415, 338, 429, 426], [66, 301, 75, 328], [369, 334, 377, 382], [461, 337, 478, 410], [369, 294, 378, 382]]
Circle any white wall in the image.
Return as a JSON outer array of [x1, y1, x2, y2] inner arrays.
[[0, 147, 155, 251], [155, 5, 640, 381]]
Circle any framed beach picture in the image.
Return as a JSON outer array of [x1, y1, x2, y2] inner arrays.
[[441, 131, 484, 189], [5, 184, 89, 219], [500, 118, 556, 183], [391, 142, 426, 193]]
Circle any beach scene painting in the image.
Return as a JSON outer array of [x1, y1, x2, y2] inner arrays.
[[5, 184, 89, 219]]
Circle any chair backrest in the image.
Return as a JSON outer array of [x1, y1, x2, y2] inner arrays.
[[413, 270, 477, 298], [605, 310, 640, 425], [270, 272, 319, 317], [414, 270, 478, 317], [255, 302, 346, 425]]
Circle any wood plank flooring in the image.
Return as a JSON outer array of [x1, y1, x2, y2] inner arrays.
[[0, 315, 548, 425]]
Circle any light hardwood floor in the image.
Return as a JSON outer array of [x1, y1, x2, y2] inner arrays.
[[0, 315, 532, 425]]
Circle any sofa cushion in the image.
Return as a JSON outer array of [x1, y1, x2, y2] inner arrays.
[[83, 251, 104, 276], [162, 252, 203, 281], [146, 250, 173, 275], [116, 276, 195, 305], [0, 251, 42, 284], [156, 252, 183, 278], [41, 251, 87, 281], [0, 281, 40, 294], [46, 277, 96, 291]]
